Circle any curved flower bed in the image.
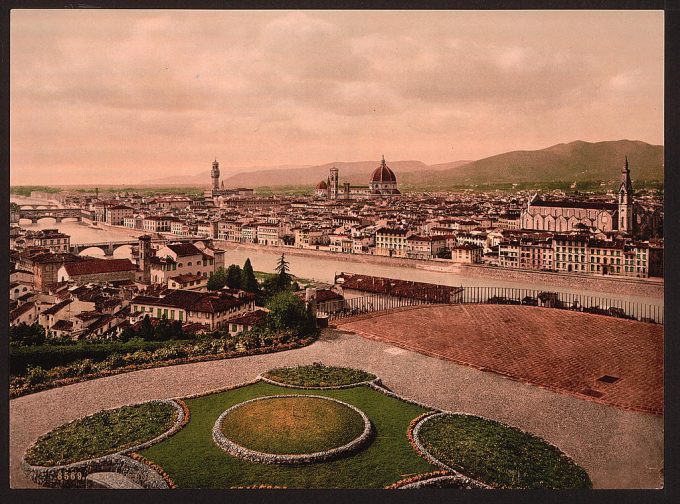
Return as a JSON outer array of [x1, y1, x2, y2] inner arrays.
[[412, 412, 592, 489], [261, 364, 377, 389], [22, 399, 187, 488], [212, 395, 373, 464], [386, 470, 486, 489]]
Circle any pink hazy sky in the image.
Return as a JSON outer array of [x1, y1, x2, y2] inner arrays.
[[10, 9, 663, 185]]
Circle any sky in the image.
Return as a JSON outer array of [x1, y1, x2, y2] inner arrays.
[[10, 9, 664, 185]]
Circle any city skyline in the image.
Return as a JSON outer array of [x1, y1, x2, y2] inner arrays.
[[10, 9, 664, 185]]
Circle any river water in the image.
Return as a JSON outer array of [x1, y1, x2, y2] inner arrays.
[[11, 195, 663, 306]]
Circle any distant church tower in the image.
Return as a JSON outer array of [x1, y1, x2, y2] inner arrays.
[[138, 235, 152, 284], [618, 156, 634, 234], [329, 166, 339, 200], [211, 159, 220, 192]]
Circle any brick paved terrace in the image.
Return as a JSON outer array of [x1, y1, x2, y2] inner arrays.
[[336, 305, 663, 415]]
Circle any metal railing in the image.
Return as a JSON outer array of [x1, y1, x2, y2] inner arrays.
[[457, 286, 663, 324], [322, 292, 448, 320], [322, 285, 663, 324]]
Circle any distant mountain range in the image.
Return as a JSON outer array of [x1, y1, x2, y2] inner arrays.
[[140, 140, 663, 188]]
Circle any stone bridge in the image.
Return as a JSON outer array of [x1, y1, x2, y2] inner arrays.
[[71, 237, 214, 256], [71, 241, 139, 256], [15, 208, 85, 224]]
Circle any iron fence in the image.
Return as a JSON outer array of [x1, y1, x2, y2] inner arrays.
[[322, 292, 446, 320], [457, 286, 663, 324], [322, 285, 663, 324]]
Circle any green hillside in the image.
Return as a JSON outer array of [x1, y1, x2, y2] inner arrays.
[[400, 140, 663, 188]]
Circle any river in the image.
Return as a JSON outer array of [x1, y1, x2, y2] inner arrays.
[[11, 195, 663, 306]]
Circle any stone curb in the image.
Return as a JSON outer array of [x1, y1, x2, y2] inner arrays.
[[21, 399, 186, 489], [397, 474, 488, 489], [410, 411, 589, 489], [212, 394, 373, 465], [258, 374, 378, 390]]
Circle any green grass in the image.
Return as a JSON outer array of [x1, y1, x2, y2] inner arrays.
[[139, 382, 435, 488], [24, 402, 177, 467], [220, 396, 365, 454], [418, 414, 592, 489], [264, 365, 376, 387]]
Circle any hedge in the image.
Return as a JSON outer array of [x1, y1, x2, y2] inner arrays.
[[10, 340, 194, 376]]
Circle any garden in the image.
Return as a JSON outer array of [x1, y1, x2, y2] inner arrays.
[[10, 259, 318, 398], [22, 364, 592, 490]]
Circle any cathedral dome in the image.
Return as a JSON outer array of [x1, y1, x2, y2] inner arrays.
[[316, 180, 328, 190], [370, 157, 397, 183]]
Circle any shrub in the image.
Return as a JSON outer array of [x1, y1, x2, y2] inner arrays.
[[25, 366, 48, 386], [9, 339, 190, 375], [265, 290, 315, 335]]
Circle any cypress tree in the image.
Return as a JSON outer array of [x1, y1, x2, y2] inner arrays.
[[241, 258, 259, 293]]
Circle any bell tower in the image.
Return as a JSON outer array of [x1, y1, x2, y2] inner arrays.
[[329, 166, 339, 200], [138, 235, 152, 284], [211, 159, 220, 192], [618, 156, 634, 234]]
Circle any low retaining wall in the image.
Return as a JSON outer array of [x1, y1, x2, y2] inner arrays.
[[21, 399, 186, 489], [212, 394, 373, 465]]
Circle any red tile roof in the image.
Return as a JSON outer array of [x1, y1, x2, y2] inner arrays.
[[63, 258, 136, 277]]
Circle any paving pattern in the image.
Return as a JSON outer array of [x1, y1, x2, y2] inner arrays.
[[10, 329, 663, 489], [337, 305, 663, 415]]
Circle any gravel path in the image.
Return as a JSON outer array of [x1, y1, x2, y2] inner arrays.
[[10, 329, 663, 489]]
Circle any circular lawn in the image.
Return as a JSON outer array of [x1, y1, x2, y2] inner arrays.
[[219, 395, 367, 455]]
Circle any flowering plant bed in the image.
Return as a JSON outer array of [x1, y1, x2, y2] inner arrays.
[[10, 335, 317, 399], [24, 401, 178, 467], [262, 363, 376, 388], [415, 413, 592, 489]]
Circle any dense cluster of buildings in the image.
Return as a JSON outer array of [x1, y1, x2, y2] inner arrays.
[[9, 155, 664, 341]]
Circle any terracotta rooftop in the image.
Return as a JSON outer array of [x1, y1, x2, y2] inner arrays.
[[63, 258, 137, 277]]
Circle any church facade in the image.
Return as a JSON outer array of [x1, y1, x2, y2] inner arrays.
[[315, 157, 401, 200], [521, 158, 635, 234]]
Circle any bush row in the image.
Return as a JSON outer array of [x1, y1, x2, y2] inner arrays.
[[10, 331, 314, 398], [10, 339, 195, 375]]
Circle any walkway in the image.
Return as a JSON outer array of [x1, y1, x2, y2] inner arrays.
[[10, 330, 663, 489]]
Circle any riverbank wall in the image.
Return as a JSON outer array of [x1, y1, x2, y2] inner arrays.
[[214, 241, 664, 299]]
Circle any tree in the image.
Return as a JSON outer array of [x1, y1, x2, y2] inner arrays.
[[139, 315, 154, 341], [155, 316, 172, 341], [241, 258, 259, 294], [9, 323, 46, 347], [265, 290, 314, 335], [225, 264, 242, 289], [207, 266, 228, 291], [274, 254, 292, 290]]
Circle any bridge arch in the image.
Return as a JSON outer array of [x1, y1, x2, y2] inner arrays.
[[35, 216, 57, 224], [79, 247, 107, 257], [112, 244, 133, 258]]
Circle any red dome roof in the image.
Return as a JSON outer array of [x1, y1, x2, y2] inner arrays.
[[316, 180, 328, 189], [370, 157, 397, 183]]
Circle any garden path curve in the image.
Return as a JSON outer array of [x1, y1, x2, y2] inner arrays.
[[10, 329, 663, 489]]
